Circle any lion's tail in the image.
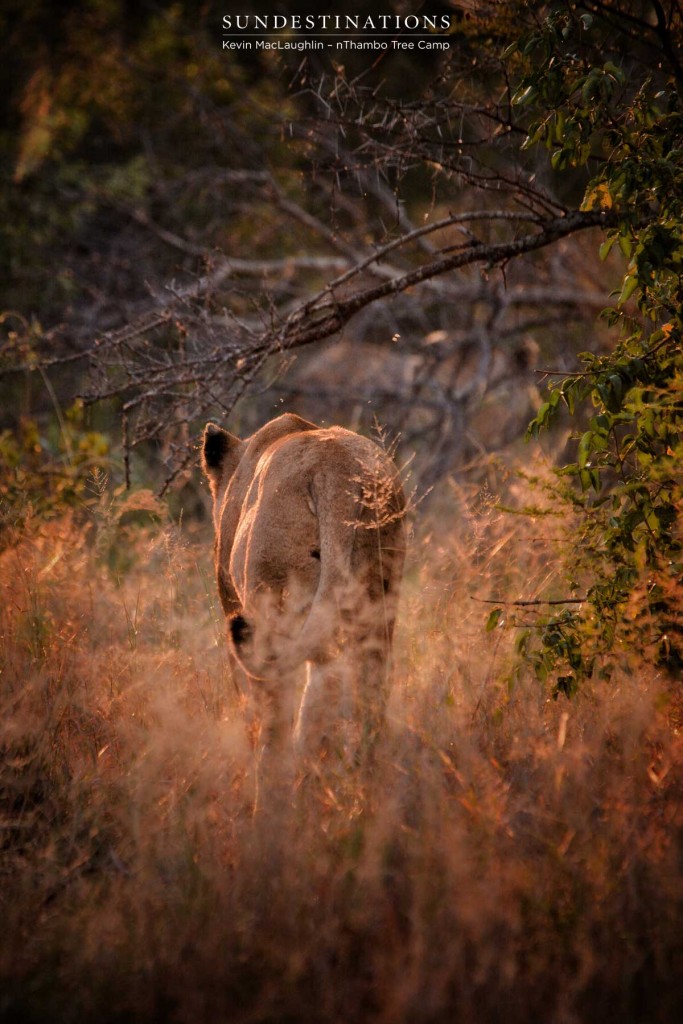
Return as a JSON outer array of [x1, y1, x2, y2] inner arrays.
[[233, 455, 402, 677], [267, 470, 361, 673]]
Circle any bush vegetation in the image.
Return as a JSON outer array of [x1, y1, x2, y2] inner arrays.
[[0, 478, 680, 1023]]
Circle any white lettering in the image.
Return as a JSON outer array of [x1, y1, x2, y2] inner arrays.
[[221, 13, 454, 35], [337, 39, 388, 50]]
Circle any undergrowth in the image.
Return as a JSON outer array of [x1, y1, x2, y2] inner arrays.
[[0, 478, 681, 1024]]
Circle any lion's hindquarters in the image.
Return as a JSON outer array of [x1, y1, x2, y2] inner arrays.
[[213, 425, 405, 779]]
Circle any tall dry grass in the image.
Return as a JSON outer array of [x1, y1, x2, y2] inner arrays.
[[1, 478, 681, 1024]]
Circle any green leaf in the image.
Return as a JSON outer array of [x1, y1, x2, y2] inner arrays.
[[599, 237, 616, 261], [562, 383, 577, 415], [486, 608, 503, 632], [603, 61, 624, 84], [578, 431, 593, 468], [553, 110, 566, 143], [608, 375, 623, 402], [512, 84, 536, 106], [618, 273, 639, 306], [645, 508, 660, 533], [618, 234, 632, 258], [551, 148, 568, 170], [515, 629, 531, 656]]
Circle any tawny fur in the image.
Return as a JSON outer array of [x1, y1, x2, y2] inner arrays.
[[202, 413, 406, 779]]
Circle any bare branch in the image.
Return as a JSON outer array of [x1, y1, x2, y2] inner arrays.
[[260, 209, 616, 355]]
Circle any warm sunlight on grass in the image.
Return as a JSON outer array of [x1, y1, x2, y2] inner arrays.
[[1, 482, 681, 1024]]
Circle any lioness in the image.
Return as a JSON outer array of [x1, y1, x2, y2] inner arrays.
[[202, 413, 406, 782]]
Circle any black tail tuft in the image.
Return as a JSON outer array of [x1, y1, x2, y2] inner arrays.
[[230, 614, 251, 648]]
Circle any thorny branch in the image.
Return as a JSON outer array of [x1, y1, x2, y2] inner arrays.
[[0, 50, 627, 489], [1, 190, 617, 492]]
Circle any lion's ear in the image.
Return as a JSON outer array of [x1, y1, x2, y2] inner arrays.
[[202, 423, 242, 499]]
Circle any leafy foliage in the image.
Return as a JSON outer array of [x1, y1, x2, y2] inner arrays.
[[0, 399, 111, 537], [514, 2, 683, 689]]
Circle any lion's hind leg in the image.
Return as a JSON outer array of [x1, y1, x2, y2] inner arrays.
[[249, 667, 301, 816], [294, 652, 389, 773], [294, 660, 353, 768]]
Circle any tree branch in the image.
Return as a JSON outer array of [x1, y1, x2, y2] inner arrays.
[[257, 209, 616, 356]]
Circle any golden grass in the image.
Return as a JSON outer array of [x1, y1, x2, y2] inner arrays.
[[1, 485, 681, 1024]]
